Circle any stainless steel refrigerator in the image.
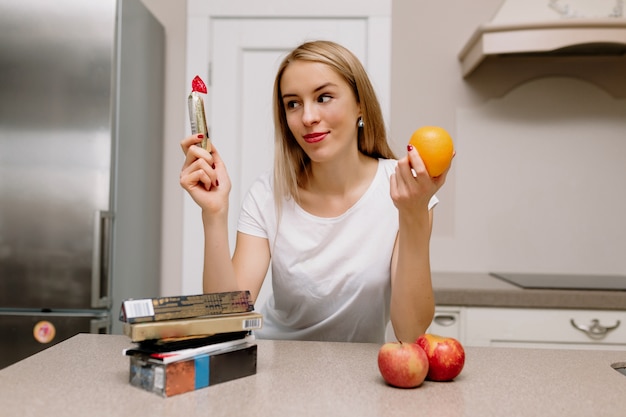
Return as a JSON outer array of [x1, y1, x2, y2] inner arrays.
[[0, 0, 164, 369]]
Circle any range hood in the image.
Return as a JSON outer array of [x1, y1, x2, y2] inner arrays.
[[459, 0, 626, 77]]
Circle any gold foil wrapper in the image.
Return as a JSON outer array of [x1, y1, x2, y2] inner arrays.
[[188, 91, 211, 151]]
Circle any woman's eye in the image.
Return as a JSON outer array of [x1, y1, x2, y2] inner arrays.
[[285, 100, 300, 109], [318, 94, 331, 103]]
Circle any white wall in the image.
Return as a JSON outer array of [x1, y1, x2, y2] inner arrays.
[[391, 1, 626, 275], [144, 0, 626, 296]]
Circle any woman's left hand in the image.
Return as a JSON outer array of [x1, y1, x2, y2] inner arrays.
[[390, 145, 454, 213]]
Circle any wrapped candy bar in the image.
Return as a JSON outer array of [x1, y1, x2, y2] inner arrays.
[[188, 75, 211, 150]]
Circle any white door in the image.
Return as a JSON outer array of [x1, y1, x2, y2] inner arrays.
[[183, 1, 391, 299]]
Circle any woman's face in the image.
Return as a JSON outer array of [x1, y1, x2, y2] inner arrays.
[[280, 60, 361, 164]]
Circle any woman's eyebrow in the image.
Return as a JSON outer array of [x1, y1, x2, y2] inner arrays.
[[282, 82, 337, 100]]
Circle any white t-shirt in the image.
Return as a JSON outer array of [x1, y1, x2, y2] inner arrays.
[[237, 158, 438, 343]]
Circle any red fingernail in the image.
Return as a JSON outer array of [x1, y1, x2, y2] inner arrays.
[[198, 134, 204, 138], [407, 144, 414, 152]]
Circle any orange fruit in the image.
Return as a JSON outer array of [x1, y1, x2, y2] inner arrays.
[[408, 126, 454, 177]]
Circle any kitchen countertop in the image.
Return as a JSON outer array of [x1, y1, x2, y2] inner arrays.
[[1, 334, 625, 417], [432, 272, 626, 310]]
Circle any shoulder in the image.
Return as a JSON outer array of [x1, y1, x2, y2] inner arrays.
[[378, 158, 398, 177], [248, 170, 273, 193], [242, 170, 274, 207], [239, 170, 275, 235]]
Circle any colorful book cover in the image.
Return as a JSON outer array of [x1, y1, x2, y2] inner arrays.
[[129, 343, 258, 397]]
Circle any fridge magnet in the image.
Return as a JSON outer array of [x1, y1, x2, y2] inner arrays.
[[33, 321, 56, 344]]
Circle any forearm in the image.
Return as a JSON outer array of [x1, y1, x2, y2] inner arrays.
[[390, 209, 435, 342], [201, 210, 238, 293]]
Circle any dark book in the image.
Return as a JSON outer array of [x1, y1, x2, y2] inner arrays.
[[136, 331, 250, 353], [119, 291, 254, 323], [128, 343, 258, 397], [124, 334, 255, 364]]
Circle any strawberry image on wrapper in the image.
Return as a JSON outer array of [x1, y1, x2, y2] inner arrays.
[[188, 75, 211, 151]]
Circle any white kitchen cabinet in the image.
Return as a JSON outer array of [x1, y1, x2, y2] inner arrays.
[[464, 307, 626, 351], [384, 306, 464, 342], [427, 307, 465, 341]]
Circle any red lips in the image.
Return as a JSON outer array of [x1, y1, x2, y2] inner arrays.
[[303, 132, 328, 143]]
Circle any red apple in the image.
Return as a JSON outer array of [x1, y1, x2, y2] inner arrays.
[[415, 333, 465, 381], [377, 341, 429, 388]]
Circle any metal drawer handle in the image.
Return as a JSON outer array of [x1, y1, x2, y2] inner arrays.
[[570, 319, 621, 340], [433, 314, 457, 327]]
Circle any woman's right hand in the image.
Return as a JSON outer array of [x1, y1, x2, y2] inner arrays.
[[180, 134, 231, 215]]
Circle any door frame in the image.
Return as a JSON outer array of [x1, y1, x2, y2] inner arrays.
[[182, 0, 391, 294]]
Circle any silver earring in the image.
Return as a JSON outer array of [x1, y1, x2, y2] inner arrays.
[[358, 117, 364, 128]]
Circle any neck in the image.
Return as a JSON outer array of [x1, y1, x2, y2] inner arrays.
[[305, 152, 377, 196]]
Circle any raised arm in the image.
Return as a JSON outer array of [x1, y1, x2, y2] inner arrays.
[[389, 145, 452, 342], [180, 134, 270, 300]]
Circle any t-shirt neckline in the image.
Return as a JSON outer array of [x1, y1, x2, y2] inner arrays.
[[292, 159, 384, 221]]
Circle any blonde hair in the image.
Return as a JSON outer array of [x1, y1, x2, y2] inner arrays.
[[272, 40, 395, 210]]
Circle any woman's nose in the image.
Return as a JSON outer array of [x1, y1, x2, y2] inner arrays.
[[301, 103, 320, 126]]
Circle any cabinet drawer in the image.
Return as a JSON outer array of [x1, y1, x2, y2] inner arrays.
[[384, 307, 463, 342], [465, 308, 626, 347], [427, 307, 463, 341]]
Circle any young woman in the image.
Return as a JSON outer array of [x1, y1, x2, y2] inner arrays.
[[180, 40, 451, 343]]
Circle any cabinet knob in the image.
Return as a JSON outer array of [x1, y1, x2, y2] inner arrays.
[[570, 319, 621, 340]]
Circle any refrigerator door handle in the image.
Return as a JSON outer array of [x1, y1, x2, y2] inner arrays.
[[92, 210, 113, 309]]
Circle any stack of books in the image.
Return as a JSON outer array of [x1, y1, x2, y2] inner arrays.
[[119, 291, 263, 397]]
